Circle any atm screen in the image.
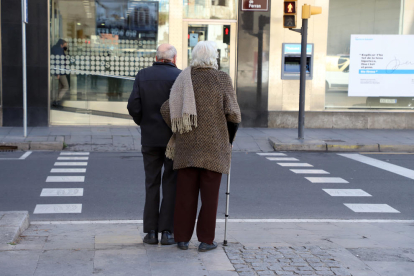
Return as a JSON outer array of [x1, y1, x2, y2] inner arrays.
[[284, 57, 310, 73]]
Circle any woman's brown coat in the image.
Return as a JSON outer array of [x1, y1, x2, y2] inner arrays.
[[161, 67, 241, 174]]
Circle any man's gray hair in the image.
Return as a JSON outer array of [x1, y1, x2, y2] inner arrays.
[[190, 41, 218, 69], [156, 44, 177, 60]]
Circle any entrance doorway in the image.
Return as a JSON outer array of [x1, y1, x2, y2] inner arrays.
[[182, 21, 237, 86]]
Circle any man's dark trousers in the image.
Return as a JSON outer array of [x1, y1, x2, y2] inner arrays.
[[142, 146, 177, 233]]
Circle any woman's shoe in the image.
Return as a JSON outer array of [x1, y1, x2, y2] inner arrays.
[[177, 242, 189, 250], [198, 241, 218, 252]]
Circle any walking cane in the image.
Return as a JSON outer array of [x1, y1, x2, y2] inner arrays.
[[223, 164, 231, 246], [223, 122, 238, 246]]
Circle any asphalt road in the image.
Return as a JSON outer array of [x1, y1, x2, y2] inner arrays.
[[1, 150, 413, 221]]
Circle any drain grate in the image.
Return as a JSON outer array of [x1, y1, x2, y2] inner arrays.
[[0, 145, 18, 152], [324, 140, 345, 143]]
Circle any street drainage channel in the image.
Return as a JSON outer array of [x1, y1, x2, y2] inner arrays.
[[0, 145, 18, 152]]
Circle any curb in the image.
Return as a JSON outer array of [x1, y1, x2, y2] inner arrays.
[[268, 137, 414, 152], [0, 142, 63, 151], [0, 211, 30, 245]]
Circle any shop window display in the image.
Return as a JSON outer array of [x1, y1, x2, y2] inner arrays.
[[325, 0, 414, 110]]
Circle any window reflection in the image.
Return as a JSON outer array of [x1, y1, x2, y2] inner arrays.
[[50, 0, 169, 125]]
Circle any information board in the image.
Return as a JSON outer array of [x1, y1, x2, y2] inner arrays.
[[349, 35, 414, 97], [242, 0, 268, 11]]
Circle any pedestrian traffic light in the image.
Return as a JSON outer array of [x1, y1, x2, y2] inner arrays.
[[283, 0, 297, 28], [223, 25, 230, 44], [302, 4, 322, 19]]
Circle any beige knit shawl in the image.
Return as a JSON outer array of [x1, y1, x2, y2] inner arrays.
[[165, 67, 196, 159], [169, 66, 198, 134]]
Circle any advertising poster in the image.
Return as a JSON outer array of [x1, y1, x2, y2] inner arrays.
[[349, 35, 414, 97]]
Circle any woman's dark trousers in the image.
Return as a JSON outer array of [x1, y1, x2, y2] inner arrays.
[[174, 167, 222, 244], [142, 146, 177, 233]]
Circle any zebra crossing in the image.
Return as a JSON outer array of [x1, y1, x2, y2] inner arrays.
[[257, 152, 401, 214], [33, 152, 89, 215]]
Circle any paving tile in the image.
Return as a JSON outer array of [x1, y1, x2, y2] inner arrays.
[[34, 249, 94, 276], [0, 250, 40, 276], [94, 248, 151, 276]]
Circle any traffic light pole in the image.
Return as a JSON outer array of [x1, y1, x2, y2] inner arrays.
[[290, 18, 308, 140], [298, 18, 308, 140]]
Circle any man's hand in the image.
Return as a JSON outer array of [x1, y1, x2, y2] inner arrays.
[[57, 75, 60, 80]]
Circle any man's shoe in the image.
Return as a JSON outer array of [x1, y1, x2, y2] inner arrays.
[[177, 242, 189, 250], [198, 241, 218, 252], [161, 231, 176, 245], [143, 230, 158, 244]]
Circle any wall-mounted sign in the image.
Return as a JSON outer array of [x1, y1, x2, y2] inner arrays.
[[349, 35, 414, 97], [242, 0, 269, 11]]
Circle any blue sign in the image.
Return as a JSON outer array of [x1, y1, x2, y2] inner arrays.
[[284, 44, 312, 55]]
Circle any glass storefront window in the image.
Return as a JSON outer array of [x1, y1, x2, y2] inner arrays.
[[325, 0, 414, 110], [184, 0, 237, 20], [50, 0, 169, 125], [187, 24, 231, 74]]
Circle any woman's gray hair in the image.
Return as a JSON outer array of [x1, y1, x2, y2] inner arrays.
[[190, 41, 218, 69], [156, 44, 177, 60]]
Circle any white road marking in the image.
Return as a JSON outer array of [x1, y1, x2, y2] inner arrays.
[[46, 176, 85, 182], [339, 153, 414, 180], [19, 151, 33, 160], [305, 177, 349, 183], [290, 169, 330, 174], [60, 152, 90, 155], [40, 188, 84, 197], [257, 153, 287, 156], [344, 204, 400, 213], [31, 219, 414, 225], [278, 163, 313, 167], [51, 168, 86, 173], [0, 151, 33, 160], [57, 157, 89, 160], [323, 189, 372, 197], [266, 157, 299, 161], [54, 162, 88, 166], [33, 204, 82, 214]]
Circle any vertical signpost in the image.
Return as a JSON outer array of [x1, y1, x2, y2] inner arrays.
[[284, 2, 321, 139], [22, 0, 28, 137]]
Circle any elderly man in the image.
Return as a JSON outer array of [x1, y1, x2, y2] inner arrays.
[[127, 44, 181, 245]]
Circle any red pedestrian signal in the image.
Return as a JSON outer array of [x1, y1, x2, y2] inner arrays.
[[283, 0, 297, 28], [223, 25, 230, 44]]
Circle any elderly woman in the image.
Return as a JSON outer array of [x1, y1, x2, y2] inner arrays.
[[161, 41, 241, 252]]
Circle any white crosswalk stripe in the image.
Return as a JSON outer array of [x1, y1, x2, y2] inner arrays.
[[57, 157, 89, 161], [266, 157, 299, 161], [46, 176, 85, 182], [278, 163, 313, 167], [60, 152, 90, 156], [305, 177, 348, 183], [257, 153, 287, 156], [34, 204, 82, 214], [40, 188, 84, 197], [344, 204, 400, 213], [290, 169, 330, 174], [51, 168, 86, 173], [323, 189, 371, 197], [339, 154, 414, 180], [54, 162, 88, 166]]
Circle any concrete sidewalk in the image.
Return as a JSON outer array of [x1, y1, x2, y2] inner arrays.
[[1, 126, 414, 152], [1, 220, 413, 276]]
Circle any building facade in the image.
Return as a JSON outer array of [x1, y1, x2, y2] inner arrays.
[[0, 0, 414, 128]]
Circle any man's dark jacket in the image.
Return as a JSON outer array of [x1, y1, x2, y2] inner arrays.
[[127, 62, 181, 147]]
